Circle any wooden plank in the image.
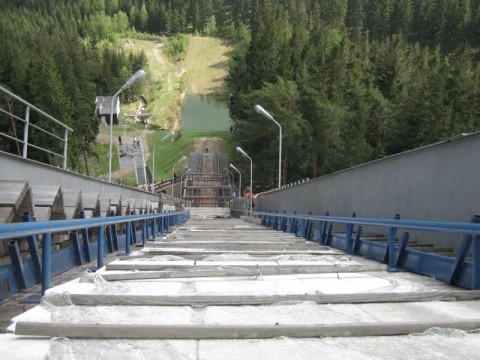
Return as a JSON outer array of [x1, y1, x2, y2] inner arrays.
[[82, 210, 94, 219], [33, 206, 51, 222], [105, 260, 359, 271], [15, 319, 480, 339], [0, 206, 15, 223], [144, 243, 327, 251], [127, 199, 136, 214], [139, 249, 340, 257], [30, 185, 60, 207], [98, 196, 111, 217], [0, 180, 29, 209], [60, 189, 81, 205], [64, 206, 78, 220], [63, 290, 480, 307], [82, 193, 100, 217], [98, 264, 387, 281]]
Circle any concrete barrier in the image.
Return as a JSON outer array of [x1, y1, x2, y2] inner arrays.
[[253, 132, 480, 251]]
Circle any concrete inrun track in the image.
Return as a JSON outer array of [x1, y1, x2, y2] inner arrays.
[[3, 208, 480, 359]]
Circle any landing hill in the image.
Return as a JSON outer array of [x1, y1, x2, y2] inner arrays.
[[91, 36, 234, 185]]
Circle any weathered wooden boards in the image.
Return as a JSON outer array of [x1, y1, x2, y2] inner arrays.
[[15, 319, 480, 339]]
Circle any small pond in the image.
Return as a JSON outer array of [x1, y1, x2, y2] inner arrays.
[[181, 94, 233, 131]]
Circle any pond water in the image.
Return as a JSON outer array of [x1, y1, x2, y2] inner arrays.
[[181, 94, 233, 131]]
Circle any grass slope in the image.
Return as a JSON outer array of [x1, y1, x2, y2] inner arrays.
[[147, 130, 233, 182], [82, 36, 234, 185], [182, 37, 232, 96]]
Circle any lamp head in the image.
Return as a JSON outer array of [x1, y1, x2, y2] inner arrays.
[[229, 164, 238, 171], [161, 130, 175, 142], [122, 69, 146, 90], [254, 104, 274, 121], [236, 146, 248, 157], [173, 155, 187, 168]]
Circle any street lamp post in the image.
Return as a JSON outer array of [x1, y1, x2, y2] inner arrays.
[[236, 146, 252, 217], [180, 168, 191, 206], [171, 155, 186, 196], [108, 69, 147, 182], [225, 168, 235, 196], [229, 164, 241, 197], [254, 104, 282, 189], [152, 130, 175, 191]]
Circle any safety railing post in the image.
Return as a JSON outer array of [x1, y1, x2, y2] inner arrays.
[[7, 241, 27, 289], [318, 212, 330, 245], [394, 232, 410, 268], [63, 128, 69, 170], [280, 211, 286, 232], [352, 226, 363, 254], [41, 232, 52, 295], [22, 106, 30, 159], [142, 219, 147, 246], [448, 215, 480, 284], [326, 222, 333, 246], [105, 224, 113, 254], [151, 212, 157, 241], [79, 212, 91, 263], [130, 211, 137, 245], [345, 213, 356, 255], [125, 221, 131, 255], [22, 212, 42, 282], [289, 212, 297, 234], [304, 212, 313, 240], [160, 215, 164, 235], [387, 214, 401, 271], [274, 211, 279, 230], [110, 210, 119, 251], [473, 235, 480, 290], [97, 225, 105, 269], [71, 230, 84, 265]]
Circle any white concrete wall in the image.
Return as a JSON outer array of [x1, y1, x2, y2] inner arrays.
[[254, 132, 480, 250], [0, 152, 169, 205]]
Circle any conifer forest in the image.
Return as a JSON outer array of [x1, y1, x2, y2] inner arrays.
[[0, 0, 479, 188]]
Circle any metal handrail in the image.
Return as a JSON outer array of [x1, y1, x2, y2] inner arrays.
[[255, 211, 480, 290], [256, 212, 480, 235], [0, 211, 187, 240], [0, 85, 73, 169], [0, 210, 190, 296]]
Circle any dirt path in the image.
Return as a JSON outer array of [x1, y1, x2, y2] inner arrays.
[[193, 137, 224, 153]]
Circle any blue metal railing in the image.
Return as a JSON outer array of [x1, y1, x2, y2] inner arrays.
[[0, 210, 190, 298], [256, 211, 480, 290]]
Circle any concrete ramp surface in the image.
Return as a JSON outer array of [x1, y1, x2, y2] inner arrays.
[[3, 210, 480, 359]]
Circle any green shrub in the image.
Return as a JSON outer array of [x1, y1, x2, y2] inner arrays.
[[163, 34, 189, 63]]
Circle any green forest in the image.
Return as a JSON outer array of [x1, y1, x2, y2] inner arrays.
[[0, 0, 479, 190]]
